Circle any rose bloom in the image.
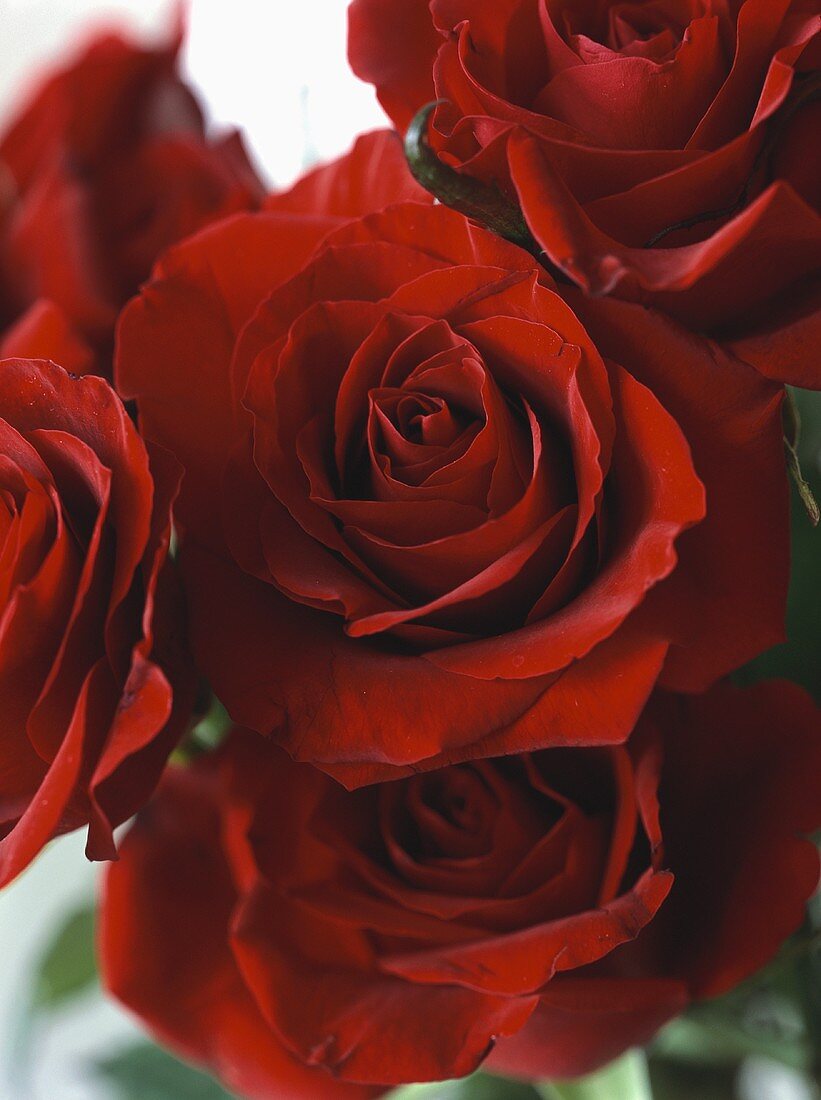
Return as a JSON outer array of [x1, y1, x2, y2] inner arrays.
[[117, 133, 789, 784], [0, 24, 264, 374], [0, 347, 193, 888], [349, 0, 821, 386], [101, 680, 821, 1089]]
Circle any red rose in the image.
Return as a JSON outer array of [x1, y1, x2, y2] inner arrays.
[[0, 299, 94, 377], [99, 759, 382, 1100], [348, 0, 821, 386], [0, 25, 264, 373], [100, 681, 821, 1087], [0, 352, 193, 888], [118, 149, 788, 783]]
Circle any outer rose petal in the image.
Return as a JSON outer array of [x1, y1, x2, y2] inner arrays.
[[0, 662, 108, 885], [508, 134, 821, 387], [0, 359, 193, 885], [266, 130, 433, 216], [487, 978, 689, 1081], [115, 211, 337, 540], [0, 25, 264, 374], [2, 167, 115, 337], [653, 681, 821, 997], [348, 0, 441, 130], [0, 300, 94, 375], [0, 28, 198, 188], [728, 275, 821, 386], [566, 291, 790, 689], [489, 680, 821, 1081], [101, 763, 380, 1100], [234, 884, 535, 1085], [378, 869, 672, 994], [181, 541, 669, 783]]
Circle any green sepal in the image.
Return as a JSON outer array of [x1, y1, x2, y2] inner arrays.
[[784, 387, 820, 527], [404, 103, 540, 257]]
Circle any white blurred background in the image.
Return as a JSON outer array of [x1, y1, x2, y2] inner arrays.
[[0, 0, 385, 188], [0, 2, 383, 1097]]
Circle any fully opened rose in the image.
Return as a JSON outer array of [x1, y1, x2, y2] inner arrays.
[[349, 0, 821, 385], [118, 174, 788, 783], [0, 10, 819, 1100], [100, 681, 820, 1089]]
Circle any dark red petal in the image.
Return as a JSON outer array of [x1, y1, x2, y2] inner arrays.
[[0, 300, 95, 376], [233, 874, 535, 1086], [0, 660, 109, 887], [568, 294, 789, 689], [348, 0, 441, 130], [428, 360, 704, 679], [379, 869, 672, 995], [728, 275, 821, 387], [655, 681, 821, 997], [115, 211, 337, 542], [534, 16, 725, 151], [101, 762, 375, 1099], [689, 0, 798, 149], [431, 0, 554, 110], [0, 359, 188, 880], [266, 130, 432, 216], [182, 541, 669, 783], [2, 168, 115, 335], [181, 541, 555, 773], [486, 977, 688, 1081], [510, 133, 821, 378], [0, 361, 155, 644], [323, 202, 541, 275]]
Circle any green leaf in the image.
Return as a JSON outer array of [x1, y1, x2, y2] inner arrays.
[[10, 902, 99, 1084], [172, 694, 233, 763], [191, 695, 232, 752], [31, 903, 97, 1011], [648, 1059, 736, 1100], [735, 388, 821, 699], [388, 1075, 538, 1099], [96, 1043, 235, 1100], [537, 1050, 653, 1100], [651, 1011, 811, 1072], [784, 388, 819, 526]]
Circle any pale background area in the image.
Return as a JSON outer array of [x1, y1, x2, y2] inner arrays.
[[0, 2, 383, 1097]]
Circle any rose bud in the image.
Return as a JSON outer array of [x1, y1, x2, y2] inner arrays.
[[0, 22, 264, 375], [349, 0, 821, 386], [0, 355, 193, 887], [117, 147, 788, 782], [101, 680, 820, 1088]]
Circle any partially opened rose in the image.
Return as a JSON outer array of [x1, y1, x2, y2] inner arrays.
[[0, 24, 264, 373], [0, 354, 193, 888], [118, 170, 789, 783], [101, 681, 821, 1087], [349, 0, 821, 385]]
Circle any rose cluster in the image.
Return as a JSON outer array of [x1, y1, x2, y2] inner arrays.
[[0, 6, 819, 1098]]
